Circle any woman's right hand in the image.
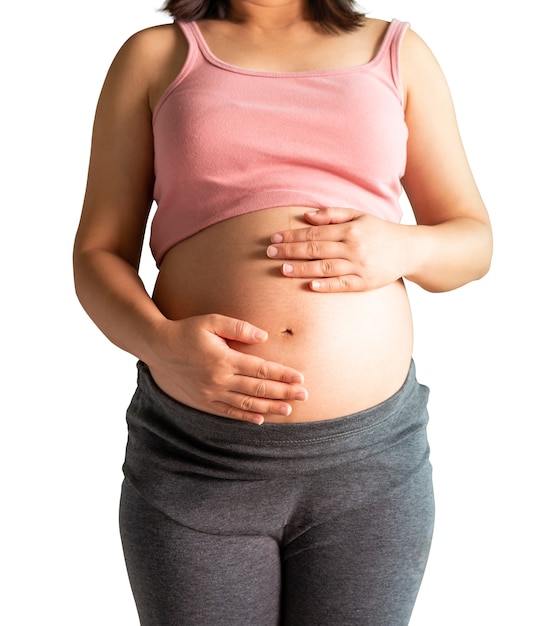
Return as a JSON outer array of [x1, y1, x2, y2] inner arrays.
[[147, 314, 308, 424]]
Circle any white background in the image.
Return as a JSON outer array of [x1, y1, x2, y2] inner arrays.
[[1, 0, 555, 623]]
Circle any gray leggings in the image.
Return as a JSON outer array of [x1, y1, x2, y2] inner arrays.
[[120, 361, 434, 625]]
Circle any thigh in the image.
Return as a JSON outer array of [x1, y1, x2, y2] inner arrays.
[[119, 479, 281, 626], [281, 467, 435, 626]]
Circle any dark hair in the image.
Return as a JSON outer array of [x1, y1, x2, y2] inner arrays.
[[161, 0, 366, 33]]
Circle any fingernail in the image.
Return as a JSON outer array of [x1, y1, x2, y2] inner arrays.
[[279, 405, 292, 416], [282, 263, 293, 274], [254, 330, 268, 340], [295, 391, 308, 401], [267, 246, 278, 257], [271, 233, 283, 243], [305, 210, 318, 216], [311, 281, 321, 290]]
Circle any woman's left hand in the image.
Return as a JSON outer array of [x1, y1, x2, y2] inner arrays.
[[266, 207, 411, 292]]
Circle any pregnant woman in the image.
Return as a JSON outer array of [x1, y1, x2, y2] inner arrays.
[[73, 0, 492, 623]]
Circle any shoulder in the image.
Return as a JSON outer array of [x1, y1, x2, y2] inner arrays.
[[104, 23, 189, 111], [361, 16, 390, 28], [399, 27, 444, 81], [360, 16, 391, 40], [400, 26, 437, 59], [360, 18, 428, 61], [112, 23, 186, 73], [398, 27, 449, 106], [347, 17, 392, 59]]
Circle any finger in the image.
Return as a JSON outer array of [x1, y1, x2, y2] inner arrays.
[[207, 313, 269, 344], [267, 240, 347, 260], [210, 382, 309, 423], [280, 258, 354, 279], [223, 391, 298, 419], [303, 207, 361, 225], [269, 223, 346, 245], [231, 374, 308, 403], [309, 275, 367, 293], [208, 400, 266, 425], [233, 353, 305, 385]]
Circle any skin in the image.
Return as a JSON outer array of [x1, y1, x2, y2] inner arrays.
[[73, 0, 492, 424]]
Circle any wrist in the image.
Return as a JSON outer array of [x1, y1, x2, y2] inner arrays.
[[401, 224, 431, 284], [139, 313, 176, 367]]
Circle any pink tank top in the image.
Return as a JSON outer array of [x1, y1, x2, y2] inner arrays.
[[150, 19, 409, 266]]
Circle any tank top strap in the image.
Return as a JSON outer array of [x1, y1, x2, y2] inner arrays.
[[373, 19, 410, 105], [176, 19, 201, 56]]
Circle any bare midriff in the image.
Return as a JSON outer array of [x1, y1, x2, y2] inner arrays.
[[152, 206, 414, 423]]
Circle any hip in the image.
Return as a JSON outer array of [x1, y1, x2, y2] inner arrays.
[[123, 359, 432, 531]]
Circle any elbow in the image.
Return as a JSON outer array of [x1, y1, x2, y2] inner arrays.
[[458, 218, 493, 286], [72, 240, 83, 295], [417, 234, 493, 294], [477, 221, 494, 280], [477, 255, 492, 282], [72, 244, 91, 308], [72, 236, 91, 295]]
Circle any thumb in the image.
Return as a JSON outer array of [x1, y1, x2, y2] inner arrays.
[[304, 207, 360, 225], [209, 314, 269, 344]]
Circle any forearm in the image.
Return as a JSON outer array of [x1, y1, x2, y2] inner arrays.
[[404, 218, 493, 292], [73, 248, 165, 363]]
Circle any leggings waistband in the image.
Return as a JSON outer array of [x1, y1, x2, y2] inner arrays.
[[124, 360, 429, 479]]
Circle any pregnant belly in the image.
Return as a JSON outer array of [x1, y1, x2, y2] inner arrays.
[[152, 206, 414, 422]]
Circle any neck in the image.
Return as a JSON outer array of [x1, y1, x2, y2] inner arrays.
[[227, 0, 309, 31]]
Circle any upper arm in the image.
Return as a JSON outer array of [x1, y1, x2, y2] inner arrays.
[[400, 29, 490, 228], [74, 24, 183, 268]]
